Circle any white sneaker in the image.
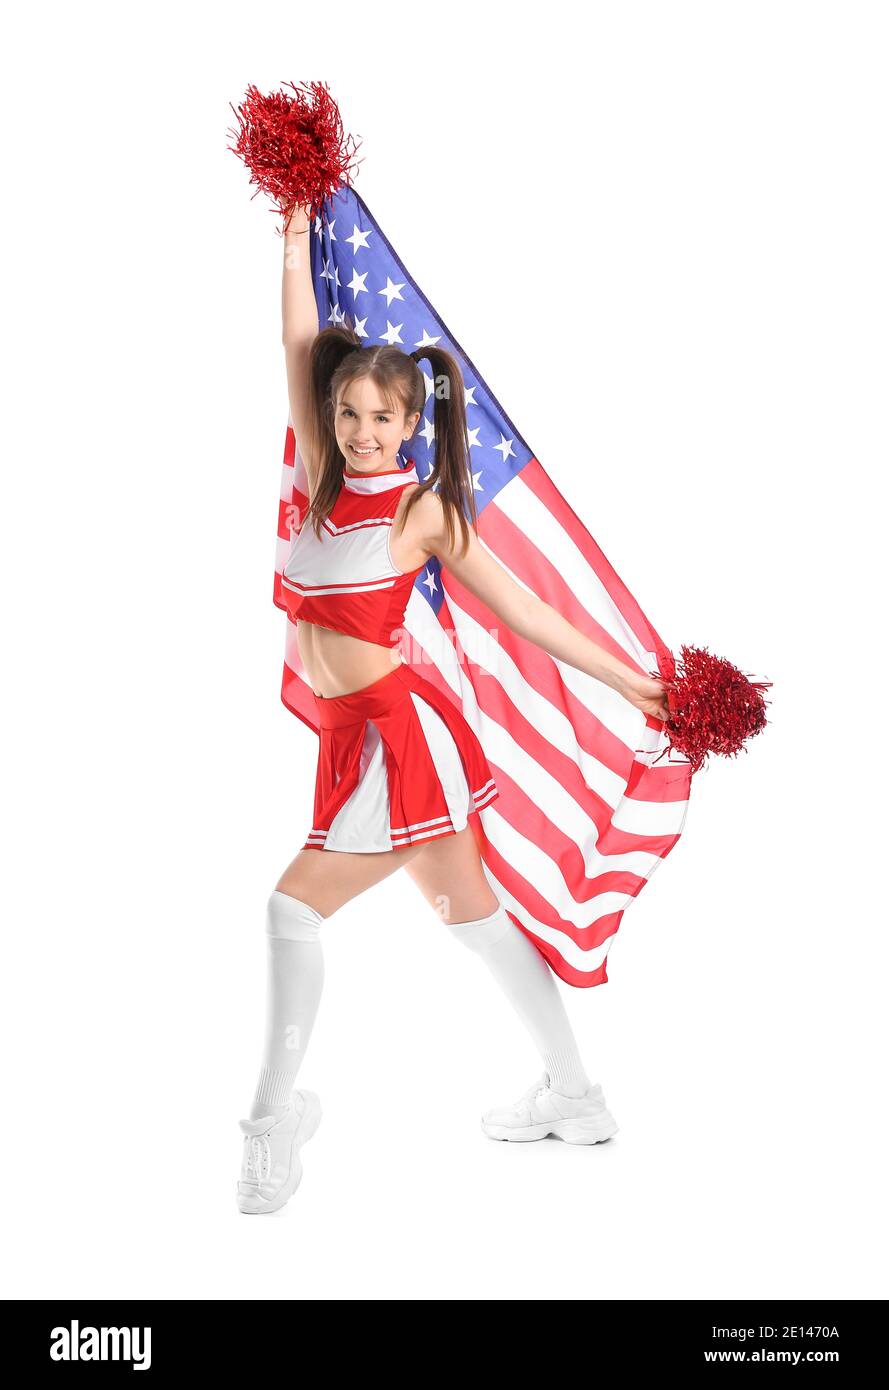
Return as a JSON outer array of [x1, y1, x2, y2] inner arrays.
[[481, 1073, 618, 1144], [237, 1089, 322, 1214]]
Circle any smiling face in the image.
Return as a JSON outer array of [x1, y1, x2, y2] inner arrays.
[[334, 376, 421, 473]]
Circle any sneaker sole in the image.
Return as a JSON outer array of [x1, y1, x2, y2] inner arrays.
[[481, 1110, 618, 1144], [237, 1091, 323, 1214]]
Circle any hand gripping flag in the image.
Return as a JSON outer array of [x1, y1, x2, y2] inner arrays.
[[273, 184, 693, 988]]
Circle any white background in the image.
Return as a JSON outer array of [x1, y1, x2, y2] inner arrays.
[[2, 0, 887, 1300]]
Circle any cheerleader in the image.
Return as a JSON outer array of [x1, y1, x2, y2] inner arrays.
[[237, 203, 671, 1214]]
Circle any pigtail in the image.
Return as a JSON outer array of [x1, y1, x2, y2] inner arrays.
[[305, 326, 363, 538], [401, 346, 477, 558]]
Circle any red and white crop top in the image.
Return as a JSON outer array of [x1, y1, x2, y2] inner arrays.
[[280, 460, 426, 648]]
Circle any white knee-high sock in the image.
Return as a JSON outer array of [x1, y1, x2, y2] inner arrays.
[[249, 891, 325, 1121], [446, 904, 593, 1097]]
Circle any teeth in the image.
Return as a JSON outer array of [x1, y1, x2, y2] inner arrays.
[[350, 446, 377, 455]]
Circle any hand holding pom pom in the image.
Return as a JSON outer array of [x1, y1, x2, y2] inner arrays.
[[646, 643, 772, 775], [624, 675, 672, 723], [227, 80, 362, 231]]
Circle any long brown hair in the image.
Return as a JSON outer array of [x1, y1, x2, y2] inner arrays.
[[301, 322, 478, 556]]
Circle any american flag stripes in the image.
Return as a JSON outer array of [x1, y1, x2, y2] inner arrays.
[[273, 184, 693, 988]]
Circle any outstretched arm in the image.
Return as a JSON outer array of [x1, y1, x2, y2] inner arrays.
[[282, 203, 321, 499], [411, 493, 670, 721]]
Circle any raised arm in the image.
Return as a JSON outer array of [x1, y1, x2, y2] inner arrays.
[[282, 203, 322, 500], [407, 491, 670, 720]]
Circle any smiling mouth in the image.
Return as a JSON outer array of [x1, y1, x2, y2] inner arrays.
[[349, 445, 378, 457]]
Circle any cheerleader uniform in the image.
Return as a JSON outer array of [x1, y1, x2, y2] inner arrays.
[[280, 460, 499, 854]]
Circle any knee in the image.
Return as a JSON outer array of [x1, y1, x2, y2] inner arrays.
[[266, 890, 325, 943], [444, 901, 512, 953]]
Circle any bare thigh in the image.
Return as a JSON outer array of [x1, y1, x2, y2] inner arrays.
[[402, 826, 500, 924], [275, 842, 425, 917]]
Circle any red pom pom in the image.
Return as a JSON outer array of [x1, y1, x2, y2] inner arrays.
[[651, 643, 772, 775], [227, 80, 362, 229]]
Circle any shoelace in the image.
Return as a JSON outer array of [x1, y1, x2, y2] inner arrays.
[[514, 1082, 549, 1115], [243, 1134, 271, 1184]]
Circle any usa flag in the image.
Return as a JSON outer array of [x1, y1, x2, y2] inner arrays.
[[273, 183, 693, 988]]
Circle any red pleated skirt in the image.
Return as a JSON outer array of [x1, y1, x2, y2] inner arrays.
[[303, 662, 499, 853]]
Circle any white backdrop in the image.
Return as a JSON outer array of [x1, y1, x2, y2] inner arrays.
[[2, 0, 887, 1300]]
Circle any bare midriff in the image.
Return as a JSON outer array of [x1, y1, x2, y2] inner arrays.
[[297, 622, 405, 698]]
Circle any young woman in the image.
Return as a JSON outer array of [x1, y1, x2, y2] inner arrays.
[[237, 203, 671, 1214]]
